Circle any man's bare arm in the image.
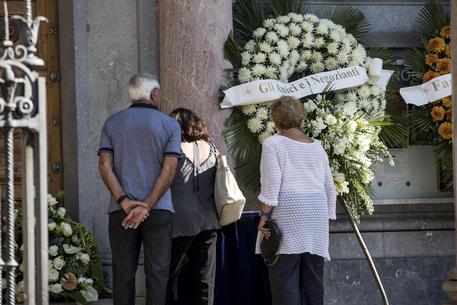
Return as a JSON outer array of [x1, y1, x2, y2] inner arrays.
[[98, 152, 147, 213]]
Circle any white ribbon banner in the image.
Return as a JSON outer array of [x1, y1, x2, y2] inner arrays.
[[399, 73, 452, 106], [221, 58, 393, 109]]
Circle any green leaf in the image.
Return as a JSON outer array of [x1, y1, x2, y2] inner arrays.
[[271, 0, 307, 16], [403, 48, 428, 84], [367, 47, 397, 70], [224, 31, 242, 68], [416, 0, 449, 38], [327, 8, 370, 40], [236, 154, 262, 192], [379, 115, 408, 148], [61, 291, 89, 305], [408, 106, 433, 134], [233, 0, 264, 43]]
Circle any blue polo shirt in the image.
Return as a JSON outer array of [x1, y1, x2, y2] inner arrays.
[[98, 103, 182, 213]]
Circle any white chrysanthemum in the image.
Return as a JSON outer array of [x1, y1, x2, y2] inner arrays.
[[304, 14, 319, 22], [341, 38, 352, 51], [343, 102, 357, 116], [351, 45, 367, 64], [325, 114, 338, 126], [238, 68, 252, 83], [253, 52, 267, 64], [311, 51, 323, 63], [241, 104, 257, 115], [252, 64, 266, 76], [269, 52, 282, 66], [296, 61, 307, 72], [358, 85, 371, 98], [346, 91, 358, 102], [304, 101, 318, 112], [256, 107, 269, 120], [336, 51, 350, 65], [316, 23, 329, 35], [265, 66, 278, 78], [274, 23, 290, 37], [247, 117, 263, 133], [277, 40, 290, 57], [259, 42, 273, 53], [327, 42, 339, 54], [258, 132, 271, 143], [302, 33, 314, 47], [253, 27, 267, 38], [289, 23, 302, 36], [314, 37, 325, 48], [324, 57, 338, 70], [289, 13, 304, 23], [265, 31, 279, 43], [301, 50, 312, 60], [347, 34, 357, 43], [330, 31, 342, 42], [301, 21, 314, 33], [266, 121, 276, 134], [245, 40, 256, 52], [288, 36, 301, 49], [277, 15, 291, 24], [371, 85, 381, 96], [310, 62, 325, 73], [334, 139, 348, 155], [312, 117, 327, 136], [358, 98, 370, 110], [241, 52, 252, 65], [289, 50, 300, 64], [346, 120, 358, 133], [336, 93, 346, 102], [263, 18, 276, 29]]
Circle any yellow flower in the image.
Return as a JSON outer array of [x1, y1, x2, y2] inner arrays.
[[438, 122, 452, 140], [425, 54, 439, 66], [445, 44, 451, 58], [440, 25, 451, 39], [422, 71, 440, 83], [431, 106, 446, 121], [442, 96, 452, 108], [428, 37, 446, 53], [437, 58, 451, 75], [446, 108, 452, 122]]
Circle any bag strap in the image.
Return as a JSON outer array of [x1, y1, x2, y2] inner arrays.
[[193, 141, 200, 192]]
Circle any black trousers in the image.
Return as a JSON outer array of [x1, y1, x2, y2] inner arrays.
[[167, 230, 218, 305], [268, 253, 324, 305], [109, 209, 173, 305]]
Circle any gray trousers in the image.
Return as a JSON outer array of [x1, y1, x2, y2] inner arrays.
[[268, 253, 324, 305], [109, 209, 172, 305]]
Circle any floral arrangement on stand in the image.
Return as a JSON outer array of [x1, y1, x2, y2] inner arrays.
[[9, 193, 110, 304], [405, 0, 452, 188], [223, 0, 402, 219]]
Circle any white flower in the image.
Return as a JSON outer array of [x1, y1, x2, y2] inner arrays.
[[324, 57, 339, 70], [358, 98, 370, 110], [327, 42, 339, 55], [301, 50, 312, 60], [253, 52, 267, 64], [263, 18, 276, 29], [302, 33, 314, 47], [304, 101, 318, 112], [19, 262, 25, 273], [258, 132, 271, 143], [370, 85, 381, 96], [277, 40, 290, 58], [265, 66, 278, 78], [343, 102, 357, 116], [265, 31, 279, 43], [358, 85, 371, 98], [311, 51, 323, 63], [53, 256, 65, 270], [334, 172, 346, 183], [277, 16, 291, 24], [49, 245, 59, 257], [330, 31, 342, 42], [79, 253, 90, 265], [347, 121, 358, 134], [244, 40, 255, 52], [301, 21, 314, 33], [341, 38, 352, 51], [252, 64, 266, 77], [325, 115, 337, 126], [49, 283, 63, 294], [334, 139, 347, 155], [310, 62, 325, 73], [346, 92, 358, 102], [48, 221, 56, 231], [289, 50, 300, 64], [253, 27, 266, 38], [61, 222, 73, 237], [274, 23, 290, 37], [259, 42, 273, 53], [256, 107, 269, 120], [304, 14, 319, 22], [289, 13, 304, 23], [241, 104, 257, 115], [351, 45, 367, 64], [266, 121, 276, 134], [48, 194, 58, 206], [269, 52, 282, 66], [56, 207, 66, 218], [49, 268, 59, 282], [336, 180, 350, 194], [287, 36, 300, 49], [238, 68, 252, 83], [296, 61, 307, 72], [241, 52, 251, 65], [289, 23, 302, 36], [71, 234, 80, 244], [316, 23, 329, 35], [247, 117, 263, 133], [63, 243, 82, 254], [336, 51, 350, 65], [312, 117, 327, 135]]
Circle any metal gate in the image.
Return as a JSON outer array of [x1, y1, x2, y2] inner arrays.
[[0, 0, 48, 304]]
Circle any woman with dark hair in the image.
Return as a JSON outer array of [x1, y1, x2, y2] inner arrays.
[[167, 108, 220, 305]]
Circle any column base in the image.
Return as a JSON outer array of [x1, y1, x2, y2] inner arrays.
[[443, 267, 457, 305]]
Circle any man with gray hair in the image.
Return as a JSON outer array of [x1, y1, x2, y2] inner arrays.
[[98, 73, 181, 305]]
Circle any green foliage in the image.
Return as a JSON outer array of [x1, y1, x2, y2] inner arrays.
[[327, 7, 370, 41], [233, 0, 264, 44], [224, 32, 242, 69], [416, 0, 449, 37], [271, 0, 307, 16]]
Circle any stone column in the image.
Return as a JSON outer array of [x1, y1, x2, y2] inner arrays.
[[158, 0, 232, 151], [443, 2, 457, 304]]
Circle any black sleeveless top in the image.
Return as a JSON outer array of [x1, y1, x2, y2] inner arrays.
[[170, 141, 219, 237]]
